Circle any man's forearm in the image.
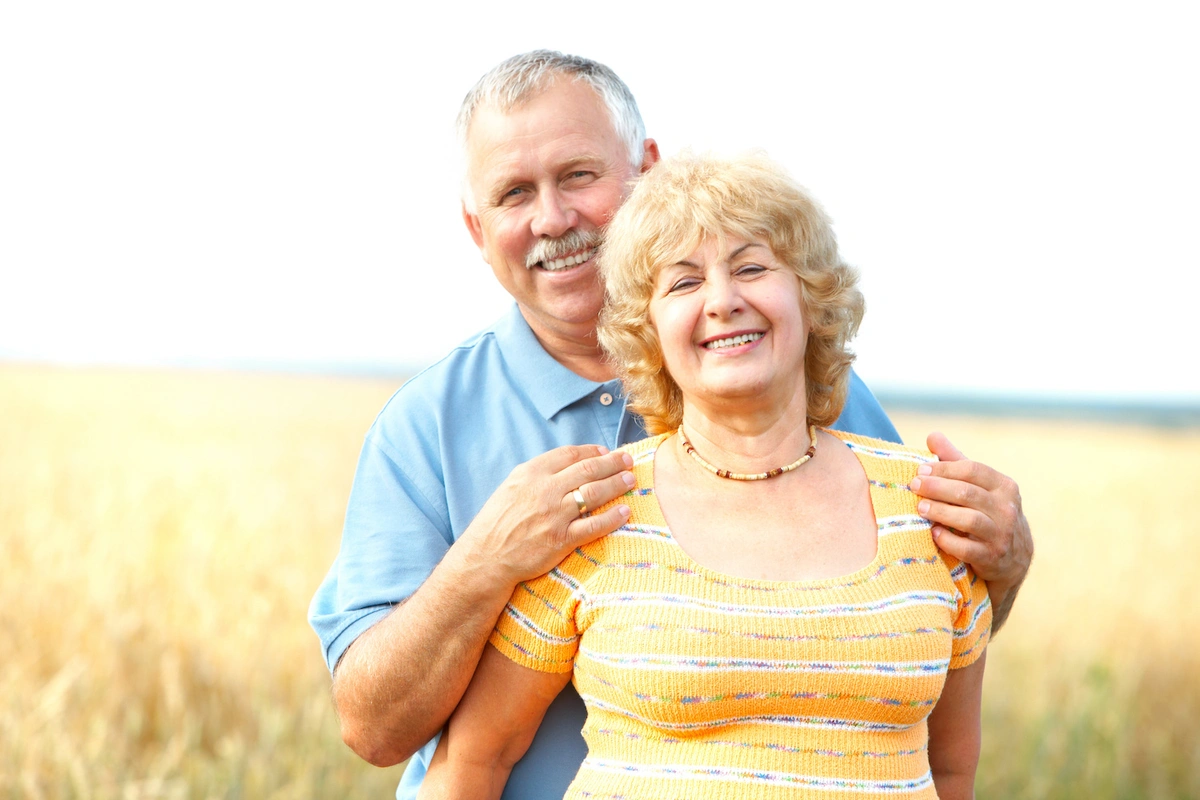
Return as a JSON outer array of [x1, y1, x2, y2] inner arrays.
[[329, 445, 635, 767], [332, 541, 515, 767]]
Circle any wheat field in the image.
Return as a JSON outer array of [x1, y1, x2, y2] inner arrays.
[[2, 364, 1197, 798]]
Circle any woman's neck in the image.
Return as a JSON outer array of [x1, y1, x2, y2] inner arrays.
[[678, 395, 813, 478]]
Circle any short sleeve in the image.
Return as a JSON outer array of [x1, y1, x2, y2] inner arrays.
[[945, 556, 992, 669], [490, 548, 596, 674], [308, 433, 453, 675]]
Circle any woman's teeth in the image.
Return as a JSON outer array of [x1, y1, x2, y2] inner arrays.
[[705, 332, 764, 350], [539, 248, 595, 271]]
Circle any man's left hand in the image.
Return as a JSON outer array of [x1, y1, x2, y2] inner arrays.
[[909, 431, 1033, 635]]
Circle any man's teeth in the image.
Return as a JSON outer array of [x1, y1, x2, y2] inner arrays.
[[705, 332, 764, 349], [539, 248, 595, 271]]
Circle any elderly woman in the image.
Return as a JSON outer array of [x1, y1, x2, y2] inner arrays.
[[420, 152, 991, 800]]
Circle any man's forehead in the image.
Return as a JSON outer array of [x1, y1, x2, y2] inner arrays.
[[465, 85, 623, 181], [468, 82, 608, 139], [466, 74, 598, 131]]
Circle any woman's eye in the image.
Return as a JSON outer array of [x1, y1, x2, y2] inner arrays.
[[737, 264, 767, 277], [667, 278, 700, 293]]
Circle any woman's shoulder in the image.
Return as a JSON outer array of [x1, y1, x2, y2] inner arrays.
[[823, 429, 934, 523], [576, 433, 669, 553], [824, 428, 935, 462], [824, 429, 935, 481], [616, 431, 672, 465], [609, 432, 670, 498]]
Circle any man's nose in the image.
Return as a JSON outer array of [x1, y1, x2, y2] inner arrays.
[[530, 188, 577, 239]]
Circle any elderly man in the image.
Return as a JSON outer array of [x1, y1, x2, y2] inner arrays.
[[309, 50, 1032, 799]]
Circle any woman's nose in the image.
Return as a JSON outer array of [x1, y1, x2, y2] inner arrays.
[[704, 275, 744, 318]]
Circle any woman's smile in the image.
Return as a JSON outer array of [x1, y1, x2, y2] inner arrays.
[[699, 330, 765, 351]]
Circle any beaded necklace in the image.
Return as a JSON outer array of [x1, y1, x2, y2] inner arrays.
[[677, 423, 818, 481]]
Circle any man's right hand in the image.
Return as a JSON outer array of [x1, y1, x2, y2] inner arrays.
[[460, 444, 635, 589], [333, 444, 634, 767]]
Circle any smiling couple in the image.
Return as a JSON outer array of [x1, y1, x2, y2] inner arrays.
[[310, 50, 1032, 800]]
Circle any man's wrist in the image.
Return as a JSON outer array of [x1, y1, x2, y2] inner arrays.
[[441, 532, 522, 602], [986, 572, 1020, 604], [986, 575, 1024, 635]]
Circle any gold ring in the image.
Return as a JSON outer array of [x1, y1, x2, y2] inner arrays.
[[572, 489, 588, 516]]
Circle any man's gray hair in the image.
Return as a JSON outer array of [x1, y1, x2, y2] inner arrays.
[[457, 50, 647, 211]]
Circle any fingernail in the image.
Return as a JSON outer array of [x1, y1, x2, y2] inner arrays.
[[909, 477, 922, 491], [597, 445, 609, 454], [622, 453, 634, 467], [622, 472, 636, 487], [917, 501, 930, 516], [931, 527, 940, 540], [617, 505, 630, 518], [917, 465, 932, 476]]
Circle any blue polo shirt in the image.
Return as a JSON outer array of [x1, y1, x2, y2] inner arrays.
[[309, 303, 900, 800]]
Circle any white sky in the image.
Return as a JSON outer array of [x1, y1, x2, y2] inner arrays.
[[2, 2, 1197, 401]]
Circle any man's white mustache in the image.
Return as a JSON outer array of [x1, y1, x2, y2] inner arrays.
[[525, 230, 601, 269]]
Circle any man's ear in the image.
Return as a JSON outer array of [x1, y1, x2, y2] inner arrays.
[[462, 203, 486, 256], [640, 138, 661, 173]]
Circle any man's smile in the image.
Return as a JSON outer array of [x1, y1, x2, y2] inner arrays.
[[533, 247, 596, 272], [524, 228, 602, 273]]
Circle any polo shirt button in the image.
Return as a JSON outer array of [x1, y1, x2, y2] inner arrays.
[[599, 393, 613, 406]]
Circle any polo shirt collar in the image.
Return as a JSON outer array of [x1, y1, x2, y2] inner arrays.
[[494, 304, 613, 420]]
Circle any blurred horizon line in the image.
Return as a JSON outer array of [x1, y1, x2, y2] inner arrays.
[[5, 356, 1198, 429]]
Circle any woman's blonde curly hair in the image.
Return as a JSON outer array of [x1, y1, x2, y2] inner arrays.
[[597, 151, 864, 434]]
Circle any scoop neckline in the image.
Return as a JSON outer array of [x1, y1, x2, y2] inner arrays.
[[641, 429, 888, 591]]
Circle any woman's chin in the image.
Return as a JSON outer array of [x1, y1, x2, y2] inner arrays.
[[695, 380, 790, 410]]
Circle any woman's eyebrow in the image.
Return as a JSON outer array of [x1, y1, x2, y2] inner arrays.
[[729, 242, 767, 259]]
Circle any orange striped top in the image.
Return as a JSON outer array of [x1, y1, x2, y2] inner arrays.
[[490, 430, 990, 799]]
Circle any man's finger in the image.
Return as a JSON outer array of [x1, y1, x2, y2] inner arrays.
[[926, 431, 966, 462], [556, 450, 635, 494], [930, 525, 991, 570], [530, 443, 612, 473], [909, 473, 997, 515], [917, 460, 1008, 493], [560, 471, 636, 521], [916, 498, 993, 541], [564, 503, 632, 549]]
